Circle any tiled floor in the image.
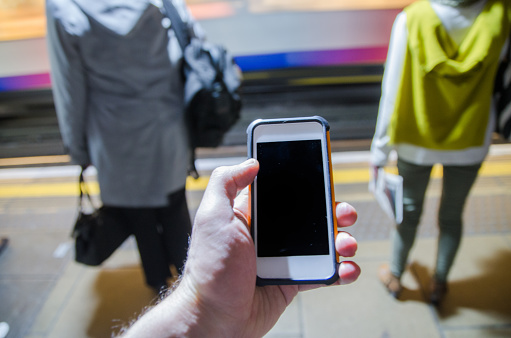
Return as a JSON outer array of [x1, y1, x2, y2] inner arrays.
[[16, 235, 511, 338], [1, 146, 511, 337], [265, 234, 511, 338]]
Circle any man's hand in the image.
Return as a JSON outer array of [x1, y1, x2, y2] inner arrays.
[[122, 159, 361, 338]]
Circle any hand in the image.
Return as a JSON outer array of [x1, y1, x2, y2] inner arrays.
[[122, 159, 361, 338], [369, 165, 380, 192]]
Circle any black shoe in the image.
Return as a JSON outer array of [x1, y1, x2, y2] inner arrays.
[[430, 279, 448, 306]]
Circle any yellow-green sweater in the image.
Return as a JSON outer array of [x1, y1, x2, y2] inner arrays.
[[389, 0, 509, 151]]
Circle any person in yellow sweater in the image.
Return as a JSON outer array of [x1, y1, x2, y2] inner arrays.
[[371, 0, 510, 305]]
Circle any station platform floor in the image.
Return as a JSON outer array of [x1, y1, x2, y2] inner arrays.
[[0, 144, 510, 338]]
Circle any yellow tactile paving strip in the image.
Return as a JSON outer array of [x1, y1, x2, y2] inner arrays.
[[0, 159, 510, 198]]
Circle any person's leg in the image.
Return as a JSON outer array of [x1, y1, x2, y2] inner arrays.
[[435, 163, 481, 282], [0, 237, 8, 256], [107, 207, 171, 291], [390, 159, 433, 278], [157, 188, 192, 275], [380, 159, 432, 298]]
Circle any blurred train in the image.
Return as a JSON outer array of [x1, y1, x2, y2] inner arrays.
[[0, 0, 413, 114]]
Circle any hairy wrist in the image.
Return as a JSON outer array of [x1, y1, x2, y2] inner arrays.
[[121, 277, 232, 338], [175, 277, 242, 337]]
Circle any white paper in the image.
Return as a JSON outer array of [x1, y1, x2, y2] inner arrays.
[[371, 168, 403, 224]]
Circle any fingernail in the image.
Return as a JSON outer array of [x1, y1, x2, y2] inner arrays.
[[338, 202, 349, 212], [244, 158, 257, 166], [339, 263, 357, 285]]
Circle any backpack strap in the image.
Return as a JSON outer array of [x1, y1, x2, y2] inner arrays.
[[159, 0, 203, 179], [160, 0, 190, 51]]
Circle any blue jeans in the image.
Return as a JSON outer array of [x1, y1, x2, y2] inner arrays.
[[390, 159, 481, 282]]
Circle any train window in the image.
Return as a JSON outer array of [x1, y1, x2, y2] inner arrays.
[[248, 0, 414, 13], [0, 0, 46, 42]]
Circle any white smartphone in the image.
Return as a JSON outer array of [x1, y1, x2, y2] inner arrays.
[[247, 116, 338, 285]]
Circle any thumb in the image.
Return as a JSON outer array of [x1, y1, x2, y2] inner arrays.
[[206, 159, 259, 203]]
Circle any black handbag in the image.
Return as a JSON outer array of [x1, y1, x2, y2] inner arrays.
[[160, 0, 242, 177], [71, 169, 131, 266]]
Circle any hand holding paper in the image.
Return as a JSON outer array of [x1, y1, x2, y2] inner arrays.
[[370, 166, 403, 224]]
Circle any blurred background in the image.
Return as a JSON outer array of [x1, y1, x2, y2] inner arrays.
[[0, 0, 415, 158], [2, 1, 510, 338]]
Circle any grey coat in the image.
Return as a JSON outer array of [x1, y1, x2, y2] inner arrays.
[[46, 0, 195, 207]]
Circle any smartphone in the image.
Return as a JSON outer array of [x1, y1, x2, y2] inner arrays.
[[247, 116, 338, 285]]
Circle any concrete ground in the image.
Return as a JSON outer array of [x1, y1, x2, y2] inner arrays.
[[1, 144, 510, 337]]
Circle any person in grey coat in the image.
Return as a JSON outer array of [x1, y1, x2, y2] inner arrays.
[[46, 0, 199, 291]]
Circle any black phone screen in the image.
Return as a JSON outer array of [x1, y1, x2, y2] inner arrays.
[[256, 139, 330, 257]]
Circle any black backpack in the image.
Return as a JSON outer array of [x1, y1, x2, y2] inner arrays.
[[161, 0, 242, 177]]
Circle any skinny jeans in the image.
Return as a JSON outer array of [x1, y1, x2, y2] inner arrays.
[[390, 159, 481, 282]]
